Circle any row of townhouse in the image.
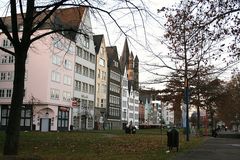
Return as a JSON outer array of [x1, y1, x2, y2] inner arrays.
[[0, 6, 139, 131], [93, 36, 139, 130]]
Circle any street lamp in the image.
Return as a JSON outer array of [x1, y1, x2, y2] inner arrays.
[[184, 79, 190, 141], [76, 98, 81, 130]]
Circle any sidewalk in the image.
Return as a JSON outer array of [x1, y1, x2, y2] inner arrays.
[[173, 137, 240, 160]]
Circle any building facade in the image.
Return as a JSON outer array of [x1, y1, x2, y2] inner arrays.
[[71, 8, 96, 130], [106, 46, 122, 129], [120, 39, 139, 128], [93, 35, 108, 130], [139, 101, 145, 124], [139, 89, 174, 126], [0, 7, 95, 131], [139, 89, 158, 125], [162, 103, 174, 126]]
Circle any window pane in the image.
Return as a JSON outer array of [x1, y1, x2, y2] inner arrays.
[[1, 118, 7, 125], [26, 110, 31, 117], [0, 89, 5, 97], [21, 110, 25, 117], [65, 120, 68, 127], [62, 112, 66, 118], [58, 111, 61, 118], [25, 119, 30, 126], [2, 109, 7, 117], [20, 119, 24, 126], [58, 120, 61, 127], [66, 112, 68, 118]]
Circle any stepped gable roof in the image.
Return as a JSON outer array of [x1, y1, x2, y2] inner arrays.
[[93, 34, 103, 54], [120, 38, 130, 74], [1, 7, 86, 41]]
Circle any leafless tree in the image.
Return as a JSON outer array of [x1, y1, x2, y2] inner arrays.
[[0, 0, 152, 156], [141, 0, 240, 140]]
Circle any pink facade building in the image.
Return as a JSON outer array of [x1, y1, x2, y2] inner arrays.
[[0, 7, 95, 131]]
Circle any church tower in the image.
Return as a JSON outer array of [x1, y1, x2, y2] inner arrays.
[[127, 52, 134, 81], [133, 55, 139, 91]]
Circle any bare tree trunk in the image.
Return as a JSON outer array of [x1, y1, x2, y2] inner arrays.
[[183, 10, 190, 141], [197, 106, 200, 130], [197, 74, 200, 130], [3, 48, 27, 155]]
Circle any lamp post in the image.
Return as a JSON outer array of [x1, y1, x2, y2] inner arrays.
[[85, 108, 87, 130], [160, 101, 163, 155], [184, 79, 190, 141], [77, 99, 81, 130]]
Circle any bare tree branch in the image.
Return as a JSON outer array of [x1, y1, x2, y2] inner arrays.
[[201, 8, 240, 29], [10, 0, 19, 44], [30, 28, 87, 43], [0, 46, 14, 55], [19, 0, 25, 20]]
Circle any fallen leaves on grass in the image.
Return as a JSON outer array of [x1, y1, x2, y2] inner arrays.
[[91, 135, 164, 155]]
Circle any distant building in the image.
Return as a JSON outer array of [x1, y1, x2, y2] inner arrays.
[[139, 89, 156, 125], [120, 39, 139, 128], [161, 103, 174, 125], [139, 101, 145, 124], [139, 89, 174, 126]]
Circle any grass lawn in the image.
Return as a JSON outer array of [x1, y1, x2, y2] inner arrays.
[[0, 129, 206, 160]]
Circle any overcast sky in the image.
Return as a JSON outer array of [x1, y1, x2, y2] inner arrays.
[[91, 0, 238, 89], [0, 0, 237, 90], [91, 0, 179, 89], [0, 0, 178, 89]]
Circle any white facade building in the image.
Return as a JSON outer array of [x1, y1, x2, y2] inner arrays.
[[120, 39, 139, 128], [121, 70, 129, 125], [128, 90, 139, 126], [152, 100, 174, 126], [162, 103, 174, 125], [72, 8, 96, 130], [121, 73, 140, 127]]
